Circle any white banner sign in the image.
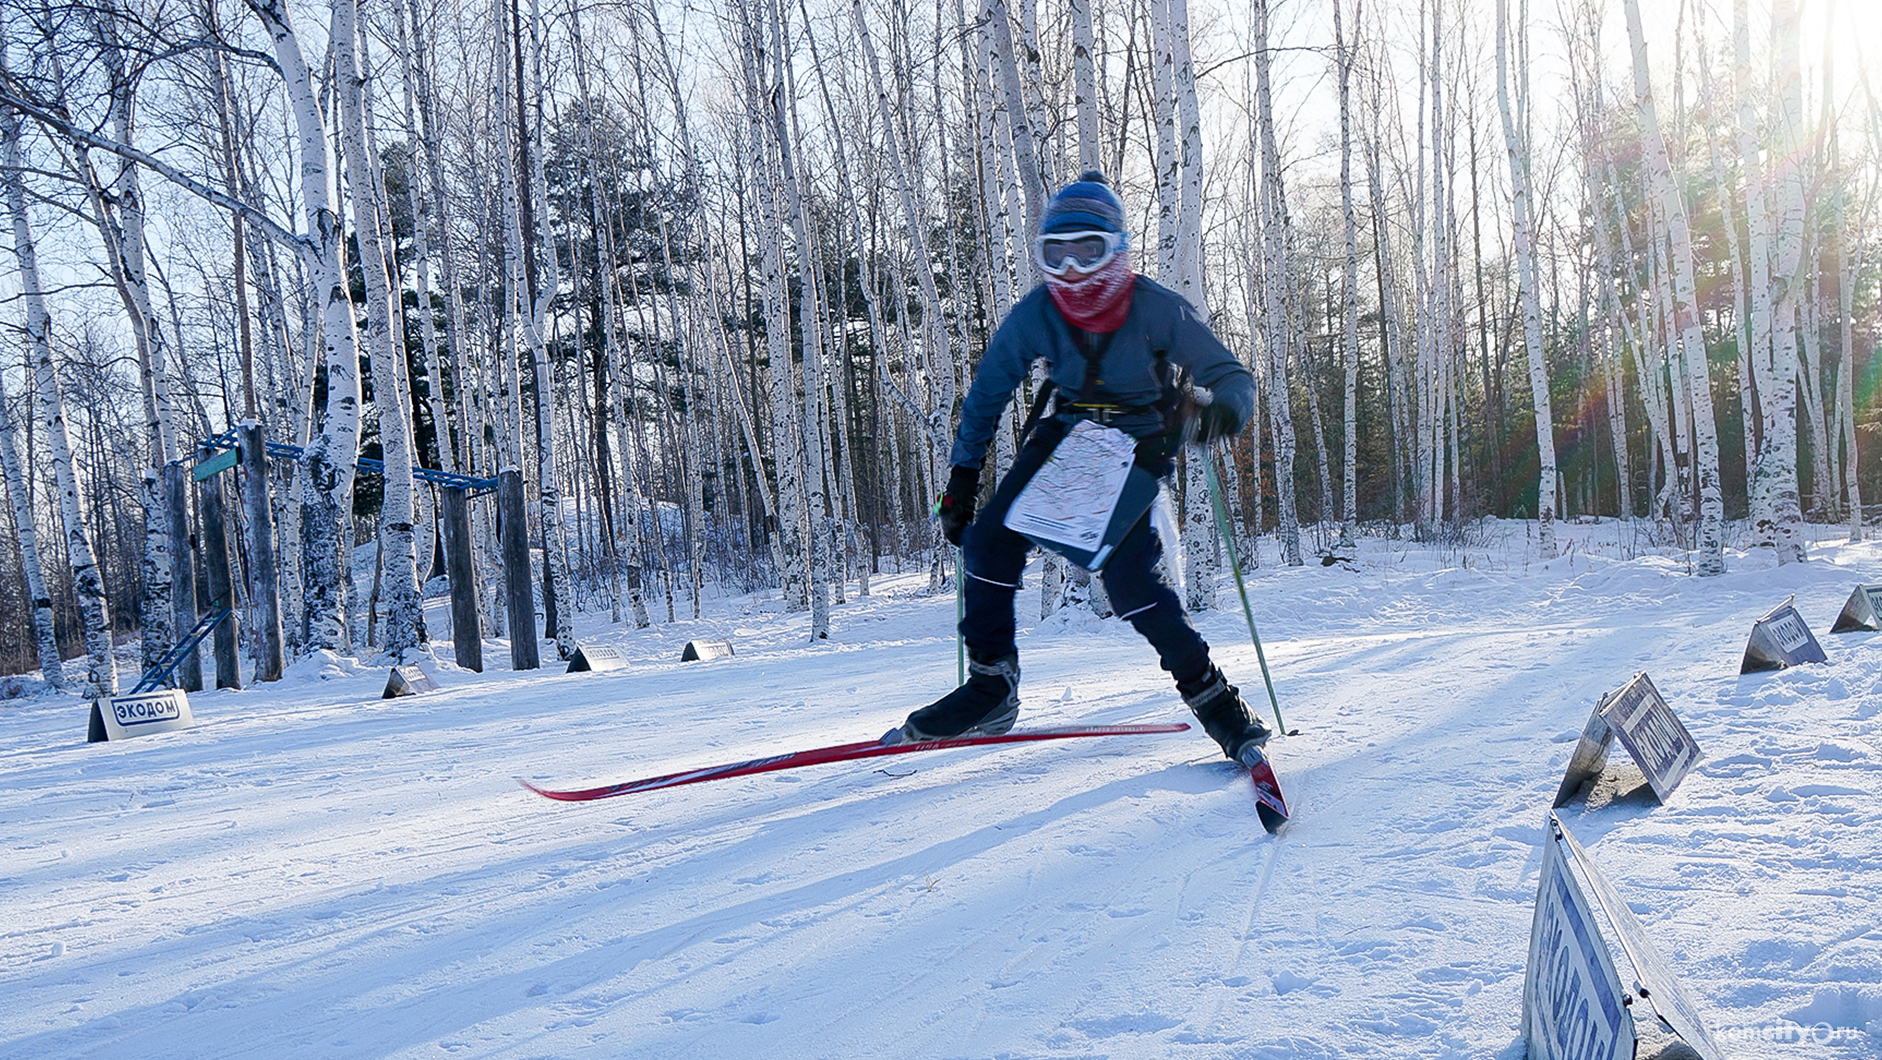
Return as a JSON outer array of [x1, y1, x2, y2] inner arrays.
[[1599, 673, 1702, 804], [1741, 600, 1828, 673], [1524, 819, 1636, 1060], [1555, 816, 1726, 1060], [88, 689, 196, 742], [566, 644, 630, 673]]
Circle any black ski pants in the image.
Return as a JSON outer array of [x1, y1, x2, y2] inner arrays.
[[957, 419, 1212, 686]]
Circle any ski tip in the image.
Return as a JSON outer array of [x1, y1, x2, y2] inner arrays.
[[1256, 801, 1289, 834], [516, 777, 584, 801]]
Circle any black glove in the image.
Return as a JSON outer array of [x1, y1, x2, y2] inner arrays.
[[1192, 400, 1241, 444], [936, 465, 981, 546]]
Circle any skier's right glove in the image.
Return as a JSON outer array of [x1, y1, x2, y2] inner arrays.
[[1193, 400, 1240, 444], [936, 464, 980, 546]]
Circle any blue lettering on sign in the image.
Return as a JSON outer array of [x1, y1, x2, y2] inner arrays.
[[1768, 612, 1811, 652], [1535, 866, 1627, 1060], [1606, 682, 1695, 784], [1630, 704, 1687, 776], [112, 695, 182, 727]]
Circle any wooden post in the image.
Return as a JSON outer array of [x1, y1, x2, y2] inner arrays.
[[498, 468, 538, 670], [165, 462, 203, 692], [441, 485, 482, 672], [239, 422, 284, 681], [197, 443, 242, 689]]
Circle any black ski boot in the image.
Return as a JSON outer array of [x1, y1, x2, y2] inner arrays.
[[885, 652, 1021, 744], [1181, 667, 1271, 768]]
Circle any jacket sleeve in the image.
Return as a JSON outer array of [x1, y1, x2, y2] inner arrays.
[[1170, 300, 1254, 433], [948, 299, 1040, 470]]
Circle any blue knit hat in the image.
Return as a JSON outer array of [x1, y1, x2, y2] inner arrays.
[[1042, 170, 1126, 234]]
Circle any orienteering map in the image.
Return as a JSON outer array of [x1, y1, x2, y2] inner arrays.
[[1004, 420, 1136, 550]]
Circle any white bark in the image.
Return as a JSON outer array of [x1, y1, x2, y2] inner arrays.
[[1252, 0, 1301, 565], [984, 0, 1047, 236], [1336, 0, 1359, 547], [1069, 0, 1100, 171], [5, 110, 116, 697], [0, 366, 62, 685], [852, 0, 953, 550], [738, 3, 809, 613], [246, 0, 364, 651], [1496, 0, 1557, 558], [766, 0, 831, 639], [1624, 0, 1725, 572], [336, 0, 426, 657]]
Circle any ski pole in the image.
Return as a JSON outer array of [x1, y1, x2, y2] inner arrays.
[[1202, 445, 1287, 735], [954, 545, 965, 685]]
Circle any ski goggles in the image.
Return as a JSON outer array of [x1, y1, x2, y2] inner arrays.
[[1033, 229, 1127, 277]]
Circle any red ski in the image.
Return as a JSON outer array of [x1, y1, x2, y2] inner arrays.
[[1244, 750, 1290, 834], [519, 722, 1193, 802]]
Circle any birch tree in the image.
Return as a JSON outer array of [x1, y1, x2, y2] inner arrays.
[[1623, 0, 1725, 573], [1335, 0, 1360, 549], [1745, 0, 1807, 563], [1496, 0, 1556, 558], [1252, 0, 1301, 565], [245, 0, 366, 650], [4, 107, 116, 697], [0, 365, 61, 685]]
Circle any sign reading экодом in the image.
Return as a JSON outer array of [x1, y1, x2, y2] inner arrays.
[[1553, 673, 1703, 807], [1600, 673, 1702, 803], [87, 688, 196, 742], [1523, 816, 1635, 1060], [1525, 812, 1727, 1060], [1740, 598, 1828, 673]]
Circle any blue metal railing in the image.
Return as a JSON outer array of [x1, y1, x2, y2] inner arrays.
[[195, 431, 497, 496], [130, 607, 233, 694]]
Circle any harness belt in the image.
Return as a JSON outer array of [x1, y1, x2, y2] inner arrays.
[[1056, 398, 1161, 425]]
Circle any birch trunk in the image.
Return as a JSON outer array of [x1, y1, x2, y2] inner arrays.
[[72, 15, 177, 675], [1151, 0, 1215, 606], [1751, 0, 1806, 562], [5, 109, 116, 697], [1496, 0, 1558, 558], [247, 0, 364, 651], [1253, 0, 1301, 565], [1070, 0, 1100, 170], [738, 5, 809, 613], [1152, 0, 1178, 278], [1336, 0, 1359, 547], [336, 0, 426, 657], [512, 0, 572, 657], [1830, 26, 1861, 539], [766, 0, 831, 638], [852, 0, 953, 559], [1624, 0, 1725, 572], [0, 366, 62, 685], [984, 0, 1047, 235], [391, 0, 453, 479]]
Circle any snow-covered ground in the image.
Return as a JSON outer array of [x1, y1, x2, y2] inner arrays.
[[4, 520, 1880, 1059]]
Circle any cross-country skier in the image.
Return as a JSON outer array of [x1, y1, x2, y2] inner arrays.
[[883, 171, 1272, 768]]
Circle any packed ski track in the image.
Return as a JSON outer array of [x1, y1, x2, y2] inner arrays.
[[4, 519, 1881, 1059]]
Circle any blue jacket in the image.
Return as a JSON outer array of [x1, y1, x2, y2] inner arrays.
[[949, 275, 1255, 470]]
